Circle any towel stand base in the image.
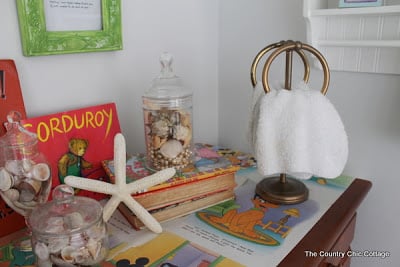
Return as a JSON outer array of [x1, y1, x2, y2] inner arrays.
[[255, 177, 309, 205]]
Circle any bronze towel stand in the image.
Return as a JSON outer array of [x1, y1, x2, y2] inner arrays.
[[250, 40, 330, 204]]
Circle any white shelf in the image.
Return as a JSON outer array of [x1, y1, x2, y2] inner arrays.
[[317, 40, 400, 47], [310, 5, 400, 16], [304, 0, 400, 74]]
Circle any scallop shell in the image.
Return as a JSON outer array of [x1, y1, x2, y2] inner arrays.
[[2, 188, 19, 201], [160, 139, 183, 159], [31, 163, 51, 181], [0, 168, 14, 191], [34, 242, 49, 260]]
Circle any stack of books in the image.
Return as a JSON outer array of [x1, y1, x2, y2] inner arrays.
[[102, 143, 256, 229]]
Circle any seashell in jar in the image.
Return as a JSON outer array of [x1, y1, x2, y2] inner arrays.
[[179, 111, 191, 127], [151, 119, 170, 137], [34, 242, 49, 260], [145, 112, 154, 124], [69, 233, 86, 249], [31, 163, 51, 181], [174, 125, 191, 144], [183, 129, 192, 147], [0, 168, 15, 191], [2, 188, 20, 201], [61, 246, 77, 263], [153, 135, 167, 150], [50, 254, 76, 267], [5, 160, 24, 176], [86, 238, 101, 259], [160, 139, 183, 159], [21, 159, 34, 173], [81, 246, 107, 266], [64, 211, 84, 230], [16, 179, 42, 202], [71, 247, 91, 264]]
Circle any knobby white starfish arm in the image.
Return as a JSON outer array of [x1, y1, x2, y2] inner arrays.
[[65, 133, 176, 234], [63, 178, 117, 195]]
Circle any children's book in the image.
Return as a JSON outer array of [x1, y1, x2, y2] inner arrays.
[[102, 143, 256, 195], [109, 231, 245, 267], [165, 174, 355, 266], [119, 188, 236, 230], [21, 103, 121, 200]]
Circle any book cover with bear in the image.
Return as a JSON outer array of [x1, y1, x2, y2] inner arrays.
[[21, 102, 121, 200]]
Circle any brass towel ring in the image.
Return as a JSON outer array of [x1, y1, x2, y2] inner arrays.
[[262, 41, 330, 95], [250, 40, 310, 88]]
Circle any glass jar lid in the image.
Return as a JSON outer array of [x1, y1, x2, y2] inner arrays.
[[144, 52, 192, 100], [28, 184, 103, 236], [0, 111, 37, 151]]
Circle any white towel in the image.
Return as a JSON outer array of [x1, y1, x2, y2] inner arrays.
[[248, 82, 265, 154], [249, 81, 348, 179]]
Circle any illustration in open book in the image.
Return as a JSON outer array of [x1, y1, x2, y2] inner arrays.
[[195, 176, 352, 247], [110, 231, 244, 267], [196, 181, 319, 246]]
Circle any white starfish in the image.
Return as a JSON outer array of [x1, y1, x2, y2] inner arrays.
[[64, 133, 176, 233]]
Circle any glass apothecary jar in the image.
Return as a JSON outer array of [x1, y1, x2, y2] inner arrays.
[[143, 52, 194, 171], [29, 185, 108, 266], [0, 111, 51, 219]]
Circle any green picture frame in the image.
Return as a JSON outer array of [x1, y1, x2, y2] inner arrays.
[[16, 0, 122, 56]]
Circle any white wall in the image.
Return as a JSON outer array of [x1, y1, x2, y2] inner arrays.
[[218, 1, 400, 266], [0, 0, 399, 266], [0, 0, 219, 154]]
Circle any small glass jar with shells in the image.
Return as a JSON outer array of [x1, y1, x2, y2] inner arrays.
[[0, 111, 51, 219], [28, 184, 109, 266], [143, 52, 194, 171]]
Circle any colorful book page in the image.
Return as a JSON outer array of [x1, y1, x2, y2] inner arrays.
[[108, 231, 244, 267], [165, 174, 354, 266], [21, 103, 121, 200]]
